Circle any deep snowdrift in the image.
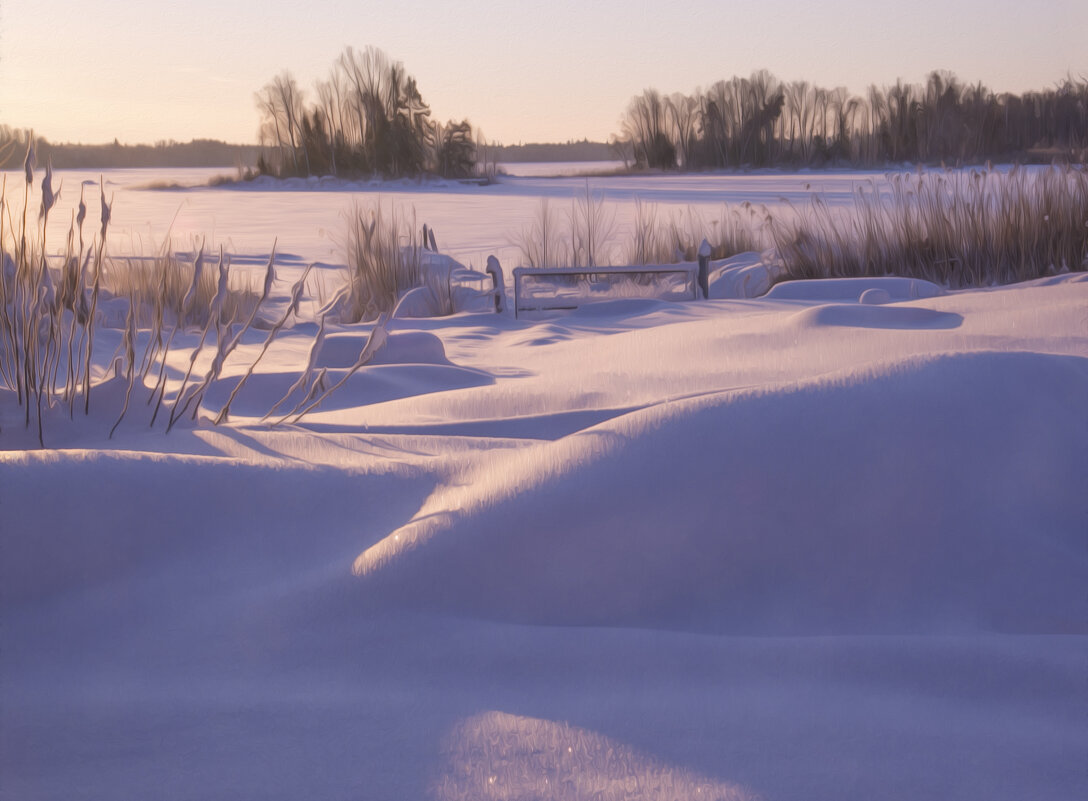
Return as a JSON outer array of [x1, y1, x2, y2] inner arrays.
[[355, 349, 1087, 633], [2, 268, 1086, 801]]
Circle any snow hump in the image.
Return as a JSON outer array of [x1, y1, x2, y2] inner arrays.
[[354, 350, 1088, 635]]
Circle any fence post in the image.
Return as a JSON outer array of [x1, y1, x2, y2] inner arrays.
[[697, 238, 711, 299], [486, 255, 505, 314]]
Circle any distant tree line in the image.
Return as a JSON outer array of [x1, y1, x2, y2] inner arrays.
[[615, 71, 1088, 169], [0, 127, 258, 170], [255, 46, 478, 179], [493, 140, 613, 162]]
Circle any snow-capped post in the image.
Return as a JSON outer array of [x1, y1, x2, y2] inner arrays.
[[486, 255, 505, 313], [697, 238, 711, 299], [422, 223, 431, 251]]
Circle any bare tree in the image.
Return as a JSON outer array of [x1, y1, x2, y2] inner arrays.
[[255, 72, 307, 175]]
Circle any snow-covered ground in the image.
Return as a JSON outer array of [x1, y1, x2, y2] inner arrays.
[[2, 168, 1086, 801]]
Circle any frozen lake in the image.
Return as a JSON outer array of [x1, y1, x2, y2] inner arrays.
[[6, 163, 930, 272]]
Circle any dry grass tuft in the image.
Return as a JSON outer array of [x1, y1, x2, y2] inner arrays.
[[0, 150, 316, 445], [626, 201, 767, 265], [512, 198, 566, 269], [104, 251, 258, 328], [769, 166, 1088, 287], [338, 202, 422, 322], [512, 184, 619, 270]]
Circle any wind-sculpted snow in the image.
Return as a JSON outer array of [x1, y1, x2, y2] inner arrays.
[[316, 330, 453, 367], [765, 276, 945, 301], [3, 213, 1086, 801], [790, 302, 963, 329], [0, 446, 437, 606], [434, 711, 757, 801], [355, 350, 1088, 634]]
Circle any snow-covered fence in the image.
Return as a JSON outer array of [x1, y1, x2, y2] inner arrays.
[[512, 264, 699, 318]]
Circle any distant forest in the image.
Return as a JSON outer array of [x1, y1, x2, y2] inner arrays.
[[492, 141, 613, 162], [0, 128, 259, 170], [0, 127, 610, 171], [617, 71, 1088, 169], [4, 67, 1085, 175]]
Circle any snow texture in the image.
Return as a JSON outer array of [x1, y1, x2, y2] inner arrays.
[[2, 167, 1086, 801]]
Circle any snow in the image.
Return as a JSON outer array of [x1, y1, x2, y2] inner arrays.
[[9, 165, 953, 276], [353, 348, 1086, 633], [764, 276, 945, 301], [2, 167, 1086, 801], [709, 251, 783, 298]]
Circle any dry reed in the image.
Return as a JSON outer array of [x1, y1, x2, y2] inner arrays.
[[0, 142, 320, 445], [769, 165, 1088, 287]]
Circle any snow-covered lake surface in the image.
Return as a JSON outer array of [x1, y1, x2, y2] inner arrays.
[[498, 159, 626, 176], [2, 167, 1086, 801], [5, 164, 911, 273]]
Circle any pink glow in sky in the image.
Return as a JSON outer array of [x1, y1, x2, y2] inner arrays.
[[2, 0, 1085, 145]]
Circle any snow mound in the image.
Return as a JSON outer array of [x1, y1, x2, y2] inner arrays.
[[708, 251, 784, 298], [316, 330, 450, 367], [392, 285, 445, 319], [314, 331, 379, 368], [791, 303, 963, 330], [765, 276, 944, 302], [419, 252, 498, 315], [354, 351, 1088, 634], [859, 287, 891, 304], [0, 370, 200, 449], [0, 449, 430, 605], [368, 330, 450, 365]]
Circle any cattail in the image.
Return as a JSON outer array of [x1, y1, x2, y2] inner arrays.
[[76, 185, 86, 229], [38, 256, 56, 311], [262, 313, 327, 422], [166, 249, 230, 430], [178, 247, 205, 321], [23, 136, 35, 185], [99, 177, 112, 238], [109, 300, 138, 439], [213, 262, 313, 425], [40, 161, 57, 219], [287, 312, 389, 424], [260, 247, 276, 300]]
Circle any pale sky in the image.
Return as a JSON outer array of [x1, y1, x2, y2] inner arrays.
[[2, 0, 1085, 146]]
